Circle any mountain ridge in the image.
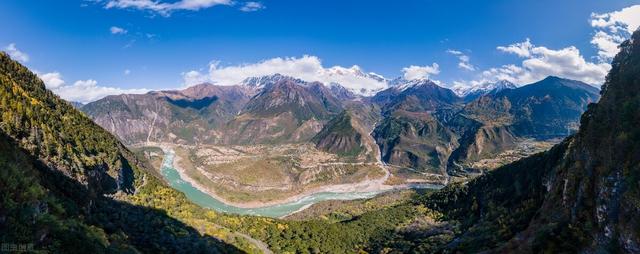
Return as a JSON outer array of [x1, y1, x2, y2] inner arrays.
[[83, 73, 600, 183]]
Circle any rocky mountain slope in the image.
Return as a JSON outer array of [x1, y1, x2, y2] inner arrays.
[[312, 110, 378, 161], [224, 79, 342, 144], [371, 79, 463, 175], [374, 79, 461, 114], [83, 71, 599, 184], [404, 29, 640, 253], [370, 77, 599, 177], [82, 83, 252, 145], [374, 109, 458, 175], [445, 76, 601, 173]]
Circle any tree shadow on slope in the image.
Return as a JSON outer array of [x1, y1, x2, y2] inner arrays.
[[0, 132, 242, 254]]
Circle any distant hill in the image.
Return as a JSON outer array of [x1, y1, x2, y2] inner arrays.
[[68, 100, 84, 108], [446, 76, 600, 173], [312, 110, 380, 160], [82, 83, 252, 145], [223, 78, 343, 144], [373, 79, 462, 113]]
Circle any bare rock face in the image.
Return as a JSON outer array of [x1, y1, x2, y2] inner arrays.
[[223, 79, 343, 144], [313, 111, 372, 160], [82, 84, 252, 145], [374, 110, 458, 175], [462, 125, 518, 163]]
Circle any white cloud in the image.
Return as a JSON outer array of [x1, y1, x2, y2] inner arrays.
[[36, 72, 149, 103], [447, 49, 475, 71], [590, 5, 640, 61], [453, 5, 640, 89], [590, 31, 625, 59], [181, 70, 209, 87], [497, 38, 533, 57], [183, 55, 390, 95], [110, 26, 128, 34], [591, 5, 640, 34], [402, 63, 440, 80], [124, 69, 131, 75], [53, 79, 149, 103], [38, 72, 66, 89], [105, 0, 232, 16], [455, 39, 611, 89], [496, 40, 609, 85], [4, 43, 29, 63], [240, 2, 264, 12], [36, 71, 148, 103]]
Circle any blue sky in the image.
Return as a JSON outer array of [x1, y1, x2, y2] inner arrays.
[[1, 0, 639, 102]]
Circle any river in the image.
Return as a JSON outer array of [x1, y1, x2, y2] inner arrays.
[[160, 149, 441, 218]]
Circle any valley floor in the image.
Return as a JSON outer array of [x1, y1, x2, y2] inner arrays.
[[136, 142, 395, 207], [132, 138, 558, 216]]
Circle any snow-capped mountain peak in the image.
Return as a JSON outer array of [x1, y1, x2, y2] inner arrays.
[[237, 67, 389, 97], [238, 74, 307, 89], [452, 80, 517, 97], [320, 66, 389, 96], [388, 78, 439, 92]]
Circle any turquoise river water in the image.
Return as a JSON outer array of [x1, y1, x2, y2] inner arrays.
[[160, 149, 441, 218]]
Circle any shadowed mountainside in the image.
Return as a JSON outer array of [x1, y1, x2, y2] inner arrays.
[[0, 52, 244, 253], [395, 28, 640, 253]]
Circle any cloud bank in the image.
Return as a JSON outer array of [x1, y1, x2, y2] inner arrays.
[[401, 64, 440, 80], [182, 55, 398, 95], [590, 5, 640, 61], [492, 39, 610, 85], [103, 0, 256, 16], [4, 43, 29, 63], [37, 72, 148, 103]]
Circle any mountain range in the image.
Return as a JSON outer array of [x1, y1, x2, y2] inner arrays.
[[1, 29, 639, 253], [82, 71, 600, 182]]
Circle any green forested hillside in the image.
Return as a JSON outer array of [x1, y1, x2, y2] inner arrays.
[[0, 52, 140, 195], [0, 52, 248, 253]]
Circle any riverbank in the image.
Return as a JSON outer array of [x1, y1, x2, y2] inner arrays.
[[167, 146, 397, 209], [143, 142, 443, 217]]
